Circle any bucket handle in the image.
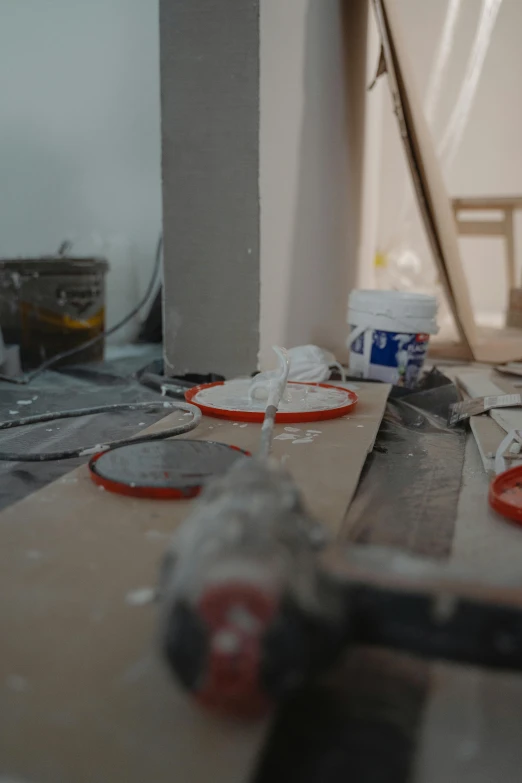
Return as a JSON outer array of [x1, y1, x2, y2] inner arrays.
[[346, 324, 367, 347]]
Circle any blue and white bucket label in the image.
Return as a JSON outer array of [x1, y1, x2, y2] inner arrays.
[[349, 328, 430, 388]]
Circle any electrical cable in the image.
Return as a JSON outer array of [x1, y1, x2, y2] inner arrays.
[[0, 400, 201, 461], [0, 234, 163, 385]]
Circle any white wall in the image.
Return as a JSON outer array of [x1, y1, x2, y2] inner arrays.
[[259, 0, 367, 368], [0, 0, 162, 340], [377, 0, 522, 322]]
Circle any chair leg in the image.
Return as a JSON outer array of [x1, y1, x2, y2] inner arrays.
[[504, 207, 516, 290]]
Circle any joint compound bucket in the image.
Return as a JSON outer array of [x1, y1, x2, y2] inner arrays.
[[347, 290, 438, 388], [0, 257, 108, 369]]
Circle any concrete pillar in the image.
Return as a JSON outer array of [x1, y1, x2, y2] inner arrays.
[[160, 0, 367, 377], [160, 0, 260, 378]]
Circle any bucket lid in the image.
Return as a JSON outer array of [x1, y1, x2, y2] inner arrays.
[[348, 290, 437, 317], [489, 465, 522, 524], [185, 381, 358, 423], [347, 289, 438, 335], [0, 256, 109, 274], [89, 440, 250, 499]]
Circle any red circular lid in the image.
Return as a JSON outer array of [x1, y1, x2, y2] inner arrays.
[[185, 381, 358, 423], [89, 440, 250, 500], [489, 465, 522, 524]]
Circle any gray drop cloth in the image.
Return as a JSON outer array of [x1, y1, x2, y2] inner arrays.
[[0, 353, 167, 511]]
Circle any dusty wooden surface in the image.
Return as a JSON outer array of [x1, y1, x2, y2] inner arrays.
[[3, 374, 522, 782], [0, 383, 389, 783]]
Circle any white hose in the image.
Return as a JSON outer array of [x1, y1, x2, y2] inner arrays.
[[256, 346, 290, 460]]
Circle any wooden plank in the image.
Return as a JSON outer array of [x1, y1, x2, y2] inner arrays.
[[469, 415, 505, 475], [456, 370, 522, 435], [496, 363, 522, 378], [505, 208, 516, 290], [430, 328, 522, 364], [416, 663, 522, 783], [373, 0, 477, 355], [453, 196, 522, 211], [429, 338, 475, 362], [456, 372, 504, 398], [414, 437, 522, 783], [0, 382, 390, 783], [456, 220, 507, 238]]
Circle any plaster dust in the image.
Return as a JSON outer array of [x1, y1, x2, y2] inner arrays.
[[275, 426, 323, 444], [78, 444, 110, 457], [125, 587, 156, 606], [0, 381, 389, 782]]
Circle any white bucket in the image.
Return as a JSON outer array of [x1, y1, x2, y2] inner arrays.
[[346, 290, 438, 387]]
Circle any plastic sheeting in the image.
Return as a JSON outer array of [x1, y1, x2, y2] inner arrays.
[[342, 370, 466, 558], [0, 358, 167, 511]]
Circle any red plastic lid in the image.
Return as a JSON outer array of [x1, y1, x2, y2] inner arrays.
[[489, 465, 522, 524], [185, 381, 358, 423], [89, 440, 250, 500]]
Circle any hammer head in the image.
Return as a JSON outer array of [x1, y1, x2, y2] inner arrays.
[[158, 458, 345, 718]]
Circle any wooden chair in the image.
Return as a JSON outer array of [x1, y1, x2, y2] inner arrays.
[[452, 196, 522, 291]]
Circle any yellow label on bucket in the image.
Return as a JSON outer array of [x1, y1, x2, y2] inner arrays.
[[20, 302, 105, 330]]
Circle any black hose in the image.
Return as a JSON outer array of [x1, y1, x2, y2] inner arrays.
[[0, 400, 201, 461]]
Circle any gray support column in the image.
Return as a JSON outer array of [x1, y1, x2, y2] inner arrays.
[[160, 0, 260, 378]]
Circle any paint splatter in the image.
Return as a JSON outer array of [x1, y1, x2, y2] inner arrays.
[[125, 587, 156, 606], [145, 530, 169, 541], [16, 400, 33, 406], [274, 433, 297, 441], [284, 427, 300, 433], [78, 444, 109, 457], [292, 437, 315, 445]]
